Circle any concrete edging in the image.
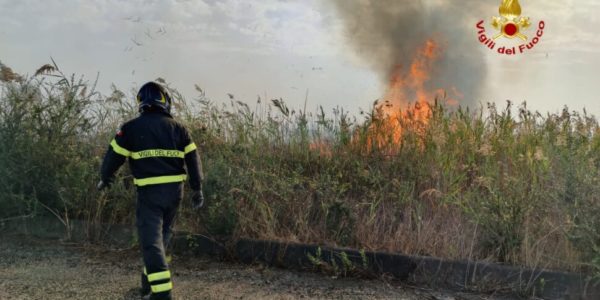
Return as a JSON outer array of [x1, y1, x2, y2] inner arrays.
[[2, 216, 599, 299], [176, 235, 599, 299]]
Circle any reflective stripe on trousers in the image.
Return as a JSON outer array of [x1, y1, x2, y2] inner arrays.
[[144, 268, 173, 293]]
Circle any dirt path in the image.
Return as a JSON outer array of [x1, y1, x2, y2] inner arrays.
[[0, 234, 495, 299]]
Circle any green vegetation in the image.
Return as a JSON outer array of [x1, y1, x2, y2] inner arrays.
[[1, 63, 599, 276]]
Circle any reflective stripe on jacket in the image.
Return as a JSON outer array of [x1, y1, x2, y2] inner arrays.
[[100, 111, 203, 189]]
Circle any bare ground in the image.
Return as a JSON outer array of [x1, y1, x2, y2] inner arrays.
[[0, 234, 503, 300]]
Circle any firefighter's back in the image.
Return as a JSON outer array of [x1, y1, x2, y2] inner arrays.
[[122, 111, 189, 186]]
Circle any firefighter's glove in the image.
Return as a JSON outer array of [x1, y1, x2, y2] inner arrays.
[[192, 190, 205, 210], [97, 180, 108, 191]]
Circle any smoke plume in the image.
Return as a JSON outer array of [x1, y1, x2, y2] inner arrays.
[[331, 0, 488, 108]]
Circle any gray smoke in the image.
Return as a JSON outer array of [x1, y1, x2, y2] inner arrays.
[[330, 0, 489, 108]]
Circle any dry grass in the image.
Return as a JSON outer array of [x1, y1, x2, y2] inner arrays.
[[0, 64, 599, 276]]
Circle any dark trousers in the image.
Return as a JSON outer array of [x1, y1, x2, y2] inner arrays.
[[136, 182, 182, 299]]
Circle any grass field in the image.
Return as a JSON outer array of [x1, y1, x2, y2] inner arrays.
[[1, 63, 599, 277]]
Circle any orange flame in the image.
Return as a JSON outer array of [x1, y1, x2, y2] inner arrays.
[[385, 39, 440, 116], [384, 40, 440, 143], [362, 39, 460, 152], [309, 39, 461, 155]]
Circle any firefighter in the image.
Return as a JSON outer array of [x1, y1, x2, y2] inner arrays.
[[98, 81, 204, 300]]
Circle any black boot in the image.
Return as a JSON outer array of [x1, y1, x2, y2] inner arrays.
[[149, 291, 172, 300], [140, 272, 151, 297]]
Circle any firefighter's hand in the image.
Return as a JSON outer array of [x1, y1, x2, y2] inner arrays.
[[97, 180, 108, 191], [191, 190, 205, 210]]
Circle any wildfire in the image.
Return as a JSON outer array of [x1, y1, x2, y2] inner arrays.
[[309, 39, 460, 155], [385, 39, 440, 118], [365, 39, 459, 151]]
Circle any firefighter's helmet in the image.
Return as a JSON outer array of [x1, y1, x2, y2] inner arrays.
[[137, 81, 172, 113]]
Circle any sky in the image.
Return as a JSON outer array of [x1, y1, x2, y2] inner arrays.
[[1, 0, 599, 117]]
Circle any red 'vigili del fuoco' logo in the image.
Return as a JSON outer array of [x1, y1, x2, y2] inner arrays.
[[476, 0, 546, 56]]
